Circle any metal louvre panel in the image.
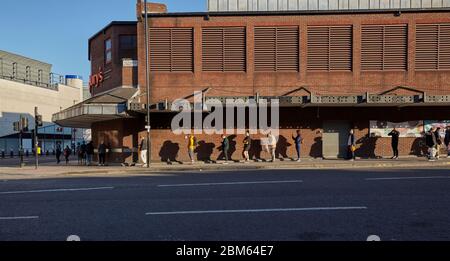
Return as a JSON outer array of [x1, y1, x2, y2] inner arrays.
[[255, 27, 277, 71], [361, 26, 384, 70], [439, 24, 450, 70], [149, 28, 193, 72], [308, 27, 329, 71], [384, 25, 407, 70], [276, 27, 299, 71], [202, 27, 246, 72], [330, 26, 352, 71], [254, 26, 299, 72], [416, 25, 439, 70], [308, 26, 352, 71]]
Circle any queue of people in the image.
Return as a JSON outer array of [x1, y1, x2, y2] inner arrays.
[[55, 141, 107, 166]]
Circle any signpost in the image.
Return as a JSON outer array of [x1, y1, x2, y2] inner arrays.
[[34, 107, 43, 169]]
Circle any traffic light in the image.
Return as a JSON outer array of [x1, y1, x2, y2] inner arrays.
[[35, 114, 43, 127], [13, 122, 20, 132], [20, 116, 29, 132]]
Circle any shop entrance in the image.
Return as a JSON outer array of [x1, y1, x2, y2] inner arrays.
[[322, 121, 351, 159]]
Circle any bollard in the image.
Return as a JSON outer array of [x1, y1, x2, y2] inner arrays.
[[26, 150, 29, 157], [10, 150, 14, 158], [1, 150, 4, 159]]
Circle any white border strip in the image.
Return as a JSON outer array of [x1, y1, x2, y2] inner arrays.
[[0, 187, 114, 195], [146, 206, 368, 215], [366, 176, 450, 181], [158, 180, 303, 187], [0, 216, 39, 220]]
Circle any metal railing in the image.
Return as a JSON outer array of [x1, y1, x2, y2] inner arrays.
[[0, 58, 64, 90]]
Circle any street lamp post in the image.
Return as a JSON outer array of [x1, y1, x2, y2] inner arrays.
[[144, 0, 151, 168]]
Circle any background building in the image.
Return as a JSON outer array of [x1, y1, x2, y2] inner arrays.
[[0, 50, 88, 155], [54, 1, 450, 164]]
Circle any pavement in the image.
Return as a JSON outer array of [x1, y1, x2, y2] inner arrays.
[[0, 156, 449, 180], [0, 167, 449, 241]]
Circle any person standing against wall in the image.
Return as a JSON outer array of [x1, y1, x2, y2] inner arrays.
[[139, 137, 148, 168], [425, 128, 437, 161], [434, 127, 443, 159], [186, 134, 197, 164], [292, 130, 303, 162], [243, 131, 252, 163], [221, 135, 230, 164], [86, 141, 94, 166], [347, 130, 356, 161], [388, 128, 400, 160], [445, 126, 450, 157], [267, 132, 277, 163]]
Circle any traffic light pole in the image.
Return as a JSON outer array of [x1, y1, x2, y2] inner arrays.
[[34, 107, 39, 169], [19, 130, 24, 168]]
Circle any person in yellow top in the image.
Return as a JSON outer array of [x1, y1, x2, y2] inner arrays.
[[186, 134, 197, 163]]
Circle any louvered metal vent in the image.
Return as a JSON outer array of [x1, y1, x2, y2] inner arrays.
[[254, 26, 299, 72], [416, 24, 450, 70], [150, 28, 194, 72], [203, 27, 246, 72], [307, 26, 352, 71], [361, 25, 408, 71]]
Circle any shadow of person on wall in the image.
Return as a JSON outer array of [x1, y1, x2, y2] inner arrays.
[[275, 135, 291, 161], [249, 139, 262, 162], [355, 135, 379, 159], [195, 141, 215, 163], [309, 137, 323, 159], [216, 135, 237, 162], [159, 141, 181, 164], [410, 137, 427, 157]]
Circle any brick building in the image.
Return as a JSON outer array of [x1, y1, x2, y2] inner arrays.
[[53, 1, 450, 164]]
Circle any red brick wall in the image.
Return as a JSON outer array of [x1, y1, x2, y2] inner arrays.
[[136, 11, 450, 104]]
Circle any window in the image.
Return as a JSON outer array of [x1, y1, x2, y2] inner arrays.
[[361, 25, 408, 71], [416, 24, 450, 70], [150, 28, 194, 72], [105, 38, 112, 64], [254, 26, 299, 72], [119, 35, 137, 50], [12, 62, 17, 79], [202, 27, 246, 72], [26, 66, 31, 81], [307, 26, 353, 71]]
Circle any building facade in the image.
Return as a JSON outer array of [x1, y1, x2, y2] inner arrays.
[[0, 50, 86, 154], [54, 1, 450, 164]]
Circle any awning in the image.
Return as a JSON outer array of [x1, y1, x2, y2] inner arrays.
[[52, 87, 138, 128]]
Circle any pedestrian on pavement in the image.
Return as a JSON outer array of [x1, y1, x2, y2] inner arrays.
[[86, 141, 94, 166], [98, 141, 107, 166], [80, 141, 87, 165], [267, 132, 277, 162], [388, 128, 400, 160], [425, 128, 437, 161], [445, 126, 450, 157], [292, 130, 303, 162], [221, 135, 230, 164], [139, 136, 149, 168], [243, 131, 252, 163], [434, 127, 443, 159], [347, 130, 356, 161], [186, 134, 197, 163], [63, 145, 71, 165], [55, 142, 62, 164], [76, 143, 82, 165]]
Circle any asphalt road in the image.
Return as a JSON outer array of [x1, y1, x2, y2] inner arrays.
[[0, 168, 449, 241]]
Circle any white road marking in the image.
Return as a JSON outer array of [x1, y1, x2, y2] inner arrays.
[[366, 176, 450, 181], [0, 187, 114, 195], [0, 216, 39, 220], [157, 180, 303, 187], [146, 206, 367, 216]]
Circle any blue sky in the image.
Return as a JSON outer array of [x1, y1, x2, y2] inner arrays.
[[0, 0, 205, 82]]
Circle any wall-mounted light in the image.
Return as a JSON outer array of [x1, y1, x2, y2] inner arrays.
[[394, 11, 402, 17]]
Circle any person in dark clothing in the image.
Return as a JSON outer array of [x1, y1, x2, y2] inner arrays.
[[55, 143, 62, 164], [445, 126, 450, 156], [243, 131, 252, 162], [86, 141, 94, 166], [425, 128, 437, 161], [347, 130, 356, 161], [98, 141, 107, 166], [221, 135, 230, 163], [434, 127, 443, 159], [63, 146, 71, 165], [80, 142, 87, 165], [292, 130, 303, 162], [388, 128, 400, 159]]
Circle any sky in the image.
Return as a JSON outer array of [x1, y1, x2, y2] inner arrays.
[[0, 0, 206, 82]]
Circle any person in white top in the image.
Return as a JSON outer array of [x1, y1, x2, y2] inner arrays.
[[267, 133, 277, 162]]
